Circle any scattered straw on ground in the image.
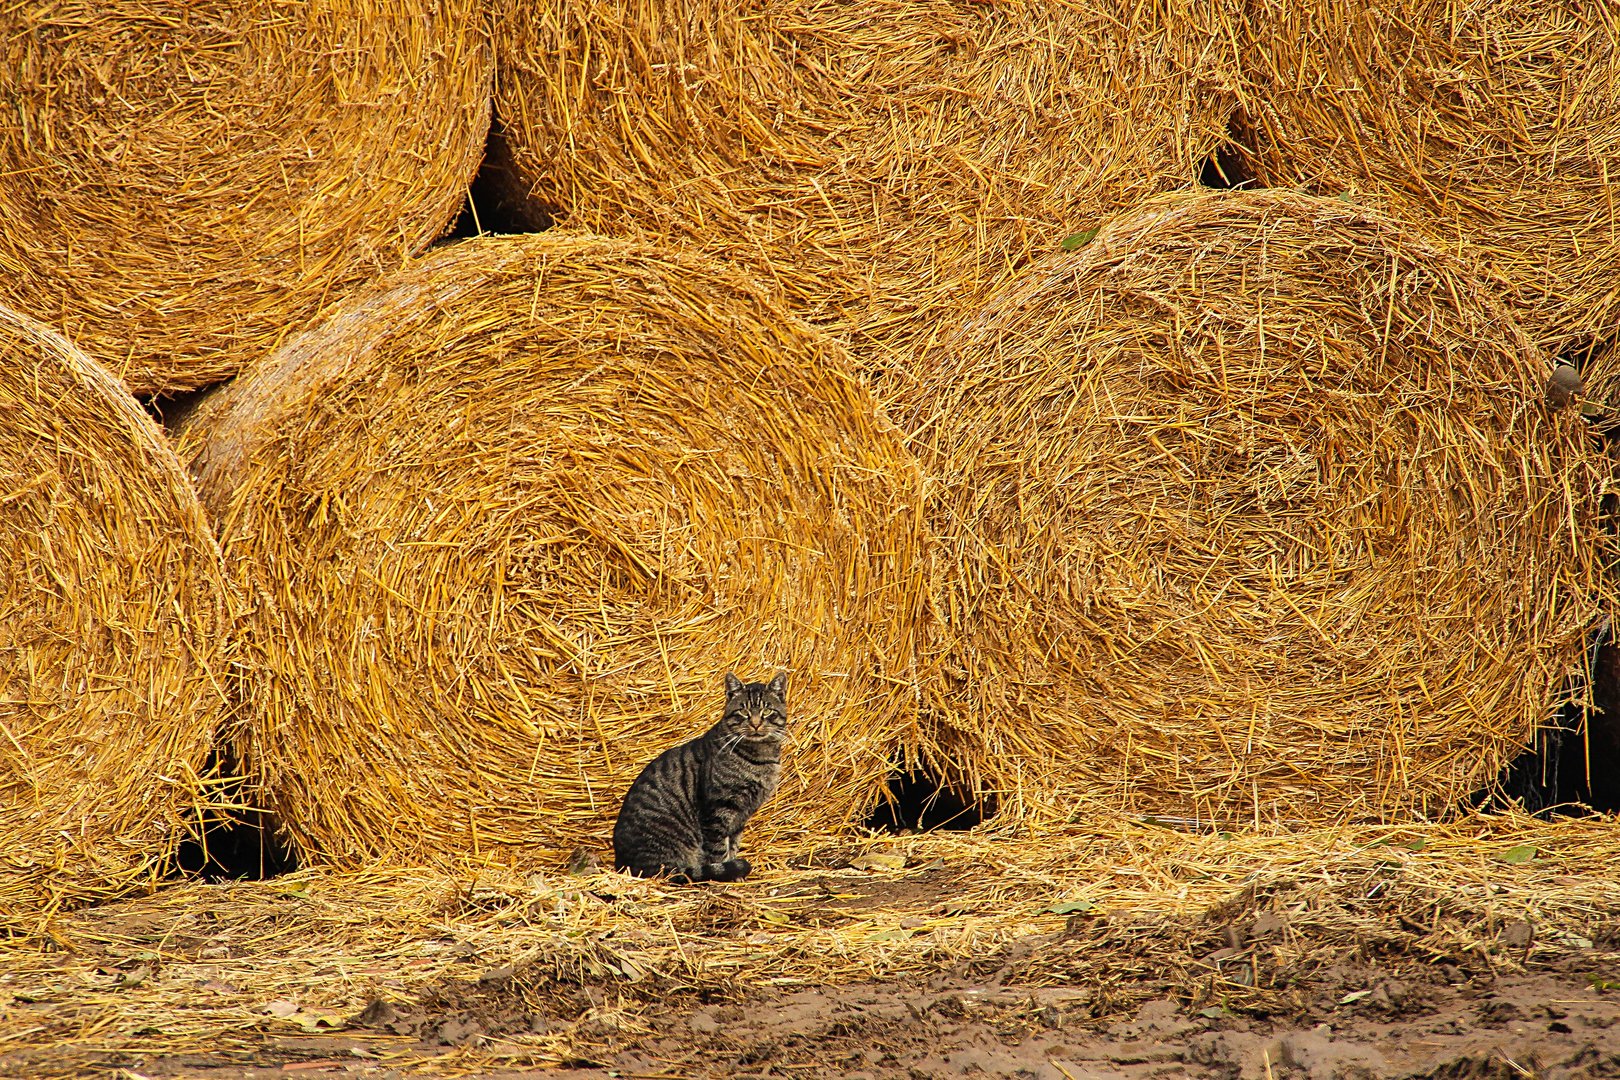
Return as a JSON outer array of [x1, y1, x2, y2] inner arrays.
[[2, 814, 1617, 1077], [0, 1, 492, 394], [492, 0, 1233, 388], [0, 306, 231, 935], [1215, 1, 1620, 360], [178, 231, 929, 869], [899, 189, 1612, 827]]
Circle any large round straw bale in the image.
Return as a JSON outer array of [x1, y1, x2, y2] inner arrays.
[[902, 189, 1610, 826], [0, 307, 230, 931], [1219, 1, 1620, 359], [0, 2, 492, 395], [490, 0, 1232, 385], [181, 233, 928, 867]]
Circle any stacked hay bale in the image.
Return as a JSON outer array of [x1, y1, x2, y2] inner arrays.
[[0, 1, 492, 394], [180, 232, 928, 867], [902, 189, 1610, 826], [1218, 1, 1620, 361], [0, 307, 231, 932], [490, 0, 1232, 384]]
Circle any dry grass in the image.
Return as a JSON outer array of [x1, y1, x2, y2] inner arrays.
[[899, 189, 1613, 827], [1214, 1, 1620, 360], [177, 231, 929, 870], [491, 0, 1233, 388], [2, 813, 1618, 1076], [0, 306, 231, 935], [0, 1, 493, 395]]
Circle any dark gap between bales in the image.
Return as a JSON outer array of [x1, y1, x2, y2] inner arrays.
[[170, 751, 298, 881], [1199, 109, 1260, 191], [865, 766, 995, 833], [1482, 622, 1620, 817], [445, 108, 555, 240]]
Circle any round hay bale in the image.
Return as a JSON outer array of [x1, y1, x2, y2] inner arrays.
[[490, 0, 1232, 385], [0, 2, 492, 395], [180, 232, 928, 867], [1220, 1, 1620, 359], [901, 189, 1610, 826], [0, 306, 230, 931]]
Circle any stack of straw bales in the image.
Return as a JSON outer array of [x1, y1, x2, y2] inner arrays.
[[490, 0, 1232, 384], [179, 232, 929, 867], [7, 0, 1612, 906], [0, 307, 230, 932], [1219, 1, 1620, 360], [0, 1, 492, 394], [902, 189, 1611, 826]]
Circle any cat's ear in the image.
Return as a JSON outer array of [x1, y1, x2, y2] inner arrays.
[[768, 670, 787, 697], [724, 672, 742, 696]]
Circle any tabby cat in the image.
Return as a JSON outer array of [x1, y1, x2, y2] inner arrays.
[[612, 671, 788, 882]]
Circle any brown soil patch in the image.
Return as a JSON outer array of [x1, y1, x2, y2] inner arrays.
[[30, 961, 1620, 1080]]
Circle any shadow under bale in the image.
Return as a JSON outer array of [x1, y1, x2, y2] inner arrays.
[[1490, 624, 1620, 816], [865, 767, 994, 833], [172, 806, 298, 882], [168, 752, 298, 882]]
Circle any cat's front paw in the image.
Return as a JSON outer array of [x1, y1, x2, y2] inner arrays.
[[711, 857, 751, 882]]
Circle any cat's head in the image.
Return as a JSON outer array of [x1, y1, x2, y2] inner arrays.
[[721, 670, 788, 747]]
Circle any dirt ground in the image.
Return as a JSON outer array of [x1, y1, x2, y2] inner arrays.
[[72, 961, 1620, 1080], [7, 825, 1620, 1080]]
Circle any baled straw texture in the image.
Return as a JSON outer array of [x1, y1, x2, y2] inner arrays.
[[492, 0, 1232, 385], [0, 1, 492, 395], [0, 307, 230, 934], [180, 232, 928, 869], [1217, 1, 1620, 359], [902, 189, 1610, 827]]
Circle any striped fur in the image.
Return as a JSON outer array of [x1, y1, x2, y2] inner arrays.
[[612, 671, 788, 882]]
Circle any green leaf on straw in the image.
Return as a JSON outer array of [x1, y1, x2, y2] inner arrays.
[[1060, 227, 1099, 251], [1047, 900, 1094, 915]]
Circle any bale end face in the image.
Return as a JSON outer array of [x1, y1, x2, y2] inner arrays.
[[0, 2, 493, 394], [0, 306, 230, 929], [906, 189, 1611, 826], [490, 0, 1236, 386], [182, 232, 931, 868]]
